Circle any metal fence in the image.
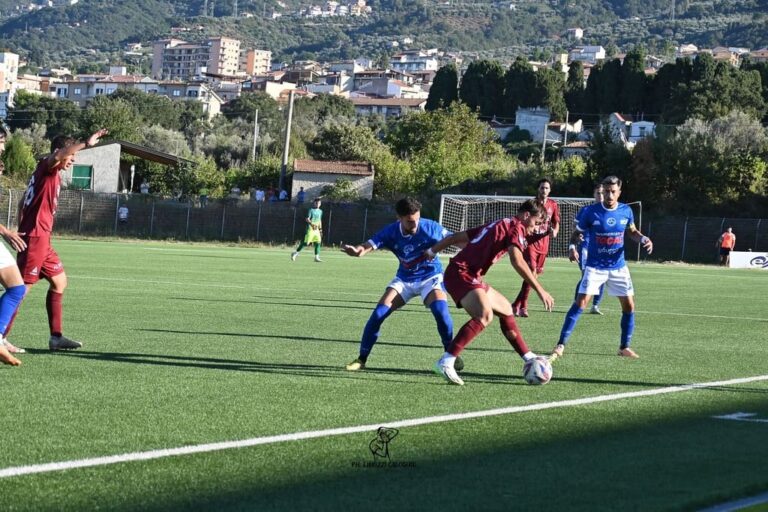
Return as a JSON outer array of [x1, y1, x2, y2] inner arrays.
[[0, 189, 399, 246], [1, 189, 765, 263]]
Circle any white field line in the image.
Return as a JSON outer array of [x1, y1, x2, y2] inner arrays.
[[697, 491, 768, 512], [1, 374, 767, 480]]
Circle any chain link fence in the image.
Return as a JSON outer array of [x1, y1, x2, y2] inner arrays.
[[1, 189, 765, 263]]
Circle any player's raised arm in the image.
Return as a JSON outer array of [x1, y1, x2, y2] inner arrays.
[[341, 241, 374, 257], [628, 225, 653, 255], [508, 245, 554, 311]]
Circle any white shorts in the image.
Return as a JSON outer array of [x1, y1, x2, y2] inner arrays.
[[386, 274, 445, 304], [578, 266, 634, 297], [0, 243, 16, 269]]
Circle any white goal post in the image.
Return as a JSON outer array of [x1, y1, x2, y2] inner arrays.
[[438, 194, 642, 260]]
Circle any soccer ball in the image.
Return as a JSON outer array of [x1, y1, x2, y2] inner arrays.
[[523, 356, 552, 385]]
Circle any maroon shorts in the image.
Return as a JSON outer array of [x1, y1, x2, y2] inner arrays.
[[444, 262, 489, 308], [524, 249, 547, 274], [17, 236, 64, 285]]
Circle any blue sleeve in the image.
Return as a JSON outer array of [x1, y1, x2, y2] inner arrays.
[[425, 219, 451, 242], [368, 223, 394, 250], [576, 205, 591, 232]]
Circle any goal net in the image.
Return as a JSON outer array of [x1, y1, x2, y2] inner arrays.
[[438, 194, 594, 257]]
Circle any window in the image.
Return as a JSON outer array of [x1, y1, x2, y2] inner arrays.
[[73, 88, 81, 95], [70, 165, 93, 190], [173, 90, 181, 96], [95, 88, 104, 95]]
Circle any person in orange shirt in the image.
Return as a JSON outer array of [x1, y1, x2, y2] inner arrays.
[[717, 227, 736, 266]]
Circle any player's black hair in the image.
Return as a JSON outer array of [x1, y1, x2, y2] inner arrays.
[[537, 177, 552, 188], [519, 198, 544, 218], [602, 175, 623, 188], [395, 197, 421, 217], [50, 135, 78, 152]]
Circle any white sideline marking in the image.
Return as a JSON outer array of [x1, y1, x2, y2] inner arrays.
[[1, 374, 767, 480], [698, 492, 768, 512]]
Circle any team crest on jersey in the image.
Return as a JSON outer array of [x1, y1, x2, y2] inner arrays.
[[403, 244, 414, 255], [606, 217, 617, 227]]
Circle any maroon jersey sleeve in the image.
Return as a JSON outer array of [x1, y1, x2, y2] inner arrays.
[[550, 199, 560, 227]]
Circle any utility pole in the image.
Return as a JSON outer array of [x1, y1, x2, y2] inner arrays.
[[233, 0, 238, 17], [540, 120, 548, 164], [202, 0, 208, 16], [563, 110, 569, 148], [670, 0, 675, 22], [279, 91, 295, 193], [251, 109, 259, 160]]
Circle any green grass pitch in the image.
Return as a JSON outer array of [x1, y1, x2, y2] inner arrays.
[[1, 239, 767, 511]]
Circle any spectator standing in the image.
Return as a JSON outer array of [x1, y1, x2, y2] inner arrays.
[[296, 187, 306, 204], [255, 188, 265, 202], [139, 180, 149, 194], [717, 227, 736, 266], [279, 188, 288, 201], [199, 187, 209, 208]]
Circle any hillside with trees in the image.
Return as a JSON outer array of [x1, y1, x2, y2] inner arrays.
[[1, 0, 767, 68]]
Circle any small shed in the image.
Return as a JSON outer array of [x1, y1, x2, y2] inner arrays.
[[292, 159, 375, 201], [63, 140, 190, 193]]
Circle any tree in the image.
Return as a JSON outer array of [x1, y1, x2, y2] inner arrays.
[[533, 68, 566, 121], [80, 96, 142, 143], [6, 90, 80, 139], [1, 135, 37, 184], [385, 102, 506, 193], [502, 57, 537, 117], [565, 60, 585, 113], [620, 47, 646, 115], [426, 64, 459, 111], [459, 60, 505, 117]]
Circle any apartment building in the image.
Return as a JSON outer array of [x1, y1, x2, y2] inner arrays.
[[151, 37, 241, 80]]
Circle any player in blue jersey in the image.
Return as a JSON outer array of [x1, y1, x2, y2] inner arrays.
[[341, 197, 460, 371], [569, 184, 605, 315], [551, 176, 653, 360]]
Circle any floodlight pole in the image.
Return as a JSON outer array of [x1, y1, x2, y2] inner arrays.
[[279, 91, 295, 193]]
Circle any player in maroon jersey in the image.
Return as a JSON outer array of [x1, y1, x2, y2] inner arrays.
[[512, 178, 560, 317], [5, 128, 108, 351], [423, 199, 555, 385]]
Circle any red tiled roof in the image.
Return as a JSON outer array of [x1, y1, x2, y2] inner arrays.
[[293, 160, 373, 175]]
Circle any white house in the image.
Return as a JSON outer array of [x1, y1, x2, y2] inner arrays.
[[515, 107, 551, 143], [607, 113, 656, 148], [292, 159, 375, 200], [568, 46, 605, 64]]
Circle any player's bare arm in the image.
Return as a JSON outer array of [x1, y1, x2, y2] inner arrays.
[[628, 226, 653, 254], [341, 242, 374, 257], [508, 245, 554, 311], [0, 224, 26, 252], [426, 231, 470, 258], [568, 228, 583, 263], [551, 218, 560, 239]]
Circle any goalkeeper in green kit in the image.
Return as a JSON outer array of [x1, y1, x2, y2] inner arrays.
[[291, 197, 323, 262]]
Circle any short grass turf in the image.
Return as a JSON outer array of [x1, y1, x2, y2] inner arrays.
[[0, 239, 766, 511]]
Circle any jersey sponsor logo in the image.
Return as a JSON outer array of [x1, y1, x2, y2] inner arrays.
[[620, 218, 628, 225], [595, 235, 623, 246]]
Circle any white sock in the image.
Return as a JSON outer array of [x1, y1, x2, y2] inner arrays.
[[522, 351, 536, 362], [439, 352, 456, 367]]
